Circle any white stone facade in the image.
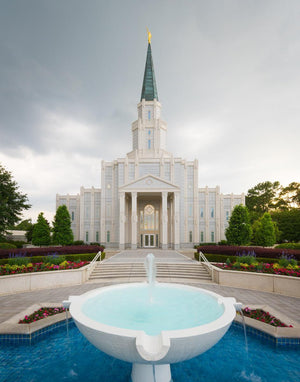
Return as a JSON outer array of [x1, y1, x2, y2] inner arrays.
[[56, 98, 244, 249], [56, 43, 245, 249]]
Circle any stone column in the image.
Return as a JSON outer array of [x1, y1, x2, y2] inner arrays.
[[131, 192, 137, 249], [162, 192, 168, 249], [173, 192, 180, 250], [119, 192, 126, 250]]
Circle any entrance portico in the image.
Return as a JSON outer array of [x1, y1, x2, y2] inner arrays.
[[119, 175, 180, 250]]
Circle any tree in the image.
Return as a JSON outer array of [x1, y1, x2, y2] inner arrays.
[[277, 182, 300, 210], [52, 205, 74, 245], [225, 205, 252, 245], [246, 181, 281, 216], [271, 209, 300, 243], [252, 213, 276, 247], [0, 164, 31, 238], [32, 213, 51, 246]]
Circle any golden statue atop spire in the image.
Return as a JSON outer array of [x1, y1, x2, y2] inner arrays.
[[146, 27, 152, 44]]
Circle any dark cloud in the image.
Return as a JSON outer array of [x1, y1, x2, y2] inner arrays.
[[0, 0, 299, 221]]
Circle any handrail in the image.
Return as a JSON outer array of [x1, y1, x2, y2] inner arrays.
[[87, 251, 102, 278], [198, 251, 212, 275]]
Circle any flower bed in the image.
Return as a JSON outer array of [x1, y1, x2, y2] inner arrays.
[[241, 307, 293, 328], [19, 307, 66, 324], [215, 262, 300, 277], [0, 260, 89, 276], [0, 245, 104, 259], [196, 245, 300, 261]]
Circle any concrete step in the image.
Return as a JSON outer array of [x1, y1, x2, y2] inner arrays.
[[89, 262, 212, 281]]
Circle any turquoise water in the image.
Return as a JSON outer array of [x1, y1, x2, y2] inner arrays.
[[81, 285, 224, 335], [0, 323, 299, 381]]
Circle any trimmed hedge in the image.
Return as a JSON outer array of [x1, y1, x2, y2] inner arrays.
[[0, 245, 105, 259], [275, 243, 300, 250], [194, 252, 281, 264], [0, 243, 17, 250], [0, 252, 105, 266], [196, 245, 300, 261]]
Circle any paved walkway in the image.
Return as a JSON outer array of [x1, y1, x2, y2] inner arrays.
[[104, 249, 195, 263], [0, 250, 299, 326]]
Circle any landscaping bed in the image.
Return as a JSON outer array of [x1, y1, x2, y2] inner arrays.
[[196, 245, 300, 261], [19, 307, 66, 324], [215, 262, 300, 277], [0, 260, 89, 276], [241, 307, 293, 327]]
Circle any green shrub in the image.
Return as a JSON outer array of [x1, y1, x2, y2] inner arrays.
[[275, 243, 300, 250], [236, 255, 257, 265], [0, 243, 17, 249], [43, 255, 66, 265], [218, 240, 228, 245], [194, 252, 280, 264], [7, 257, 30, 266], [73, 240, 85, 246]]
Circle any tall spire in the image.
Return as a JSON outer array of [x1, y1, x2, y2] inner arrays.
[[140, 30, 158, 101]]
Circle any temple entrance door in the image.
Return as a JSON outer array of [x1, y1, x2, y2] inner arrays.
[[143, 234, 155, 248]]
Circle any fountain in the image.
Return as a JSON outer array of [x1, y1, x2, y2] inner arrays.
[[63, 254, 242, 382]]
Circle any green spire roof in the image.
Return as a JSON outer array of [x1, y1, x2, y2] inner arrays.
[[140, 43, 159, 101]]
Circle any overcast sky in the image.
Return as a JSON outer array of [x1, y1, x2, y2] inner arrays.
[[0, 0, 299, 223]]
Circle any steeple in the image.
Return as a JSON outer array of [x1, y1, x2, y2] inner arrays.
[[140, 41, 159, 101]]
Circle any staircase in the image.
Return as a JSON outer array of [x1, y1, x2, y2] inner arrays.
[[88, 261, 212, 283]]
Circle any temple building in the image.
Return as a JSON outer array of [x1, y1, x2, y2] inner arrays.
[[56, 35, 245, 249]]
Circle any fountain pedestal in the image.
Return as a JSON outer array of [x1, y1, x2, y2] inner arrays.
[[131, 363, 171, 382]]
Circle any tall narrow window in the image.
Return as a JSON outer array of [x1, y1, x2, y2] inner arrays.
[[189, 231, 193, 243], [200, 208, 204, 218], [211, 231, 214, 242], [96, 231, 99, 242], [71, 211, 74, 221], [148, 110, 151, 120], [200, 231, 204, 242], [211, 207, 214, 218], [148, 139, 151, 149], [226, 211, 229, 221], [107, 231, 110, 243], [85, 231, 89, 243]]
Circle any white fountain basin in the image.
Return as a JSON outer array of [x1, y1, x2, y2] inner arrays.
[[66, 283, 238, 368]]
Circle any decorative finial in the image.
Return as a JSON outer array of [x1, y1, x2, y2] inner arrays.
[[147, 27, 152, 44]]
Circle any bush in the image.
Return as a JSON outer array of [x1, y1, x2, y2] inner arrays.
[[0, 244, 105, 259], [4, 240, 26, 248], [0, 251, 105, 265], [73, 240, 85, 246], [43, 254, 66, 265], [218, 240, 228, 245], [0, 243, 17, 250], [7, 257, 31, 266], [275, 243, 300, 250], [196, 245, 300, 261]]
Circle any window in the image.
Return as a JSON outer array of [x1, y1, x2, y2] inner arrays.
[[96, 231, 99, 242], [189, 205, 193, 217], [200, 208, 204, 218], [148, 139, 151, 149], [226, 211, 230, 221], [210, 207, 214, 218], [148, 129, 151, 135], [200, 231, 204, 242], [85, 231, 89, 243], [71, 211, 74, 221], [107, 231, 110, 243], [148, 110, 151, 120], [189, 231, 193, 243], [211, 231, 214, 242]]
